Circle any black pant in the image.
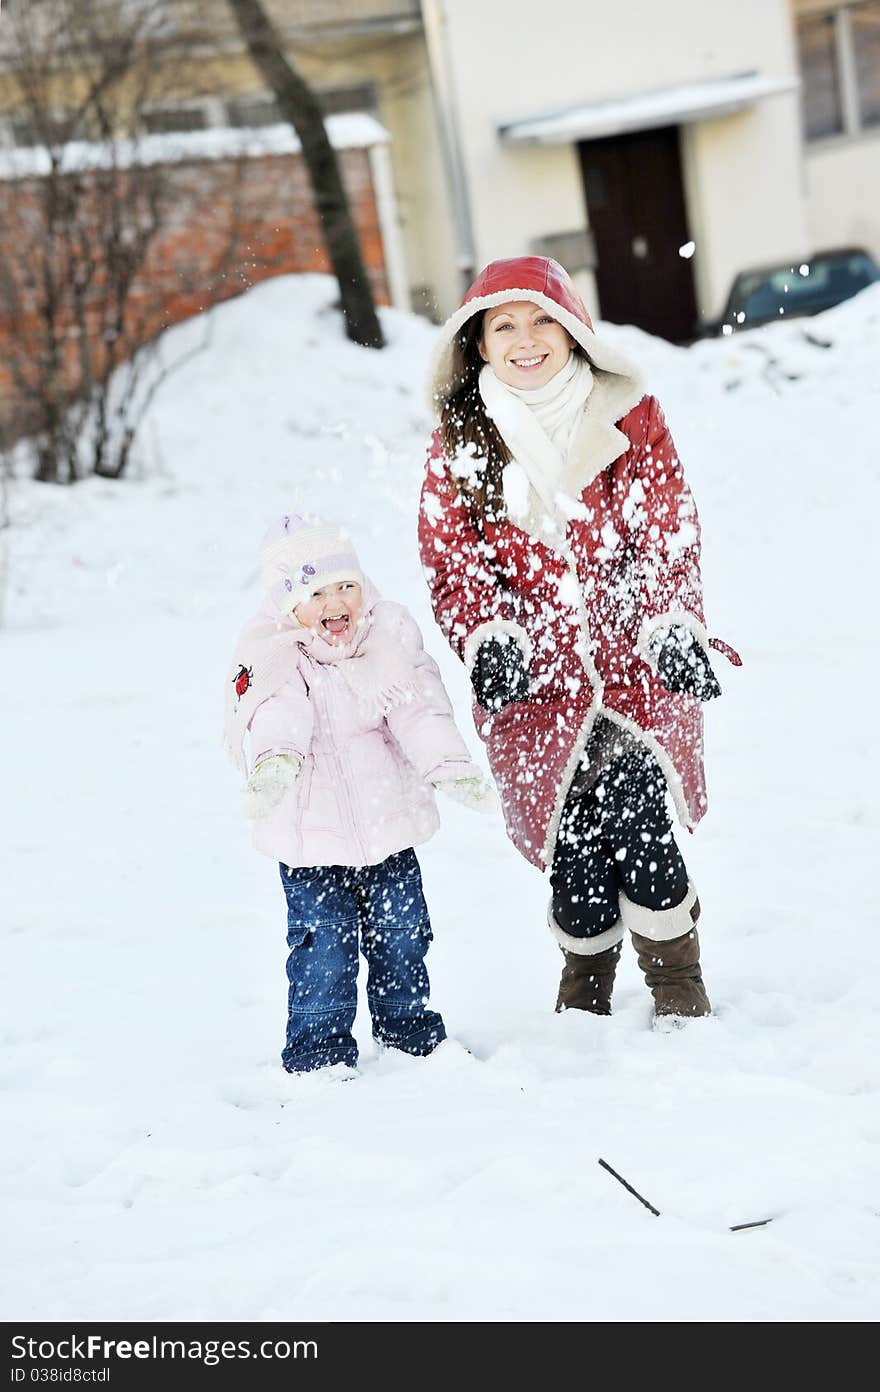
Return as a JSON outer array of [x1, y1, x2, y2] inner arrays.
[[550, 747, 689, 942]]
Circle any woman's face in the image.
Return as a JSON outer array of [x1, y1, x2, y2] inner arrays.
[[478, 300, 572, 388]]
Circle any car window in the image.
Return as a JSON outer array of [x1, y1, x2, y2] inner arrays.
[[727, 253, 879, 324]]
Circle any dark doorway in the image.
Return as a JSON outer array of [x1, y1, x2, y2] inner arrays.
[[578, 126, 698, 342]]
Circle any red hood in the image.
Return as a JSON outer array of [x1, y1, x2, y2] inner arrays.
[[427, 255, 641, 412], [460, 256, 594, 330]]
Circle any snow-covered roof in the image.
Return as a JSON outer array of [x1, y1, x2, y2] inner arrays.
[[0, 112, 390, 181], [498, 71, 797, 146]]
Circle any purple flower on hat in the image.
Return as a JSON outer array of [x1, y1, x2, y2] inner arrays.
[[301, 564, 316, 580], [284, 578, 293, 592]]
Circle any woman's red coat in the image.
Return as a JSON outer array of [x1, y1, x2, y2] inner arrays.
[[418, 396, 711, 870]]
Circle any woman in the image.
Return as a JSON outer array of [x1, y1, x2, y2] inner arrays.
[[417, 256, 739, 1020]]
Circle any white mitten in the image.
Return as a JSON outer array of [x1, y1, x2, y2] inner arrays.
[[432, 775, 500, 815], [243, 754, 301, 820]]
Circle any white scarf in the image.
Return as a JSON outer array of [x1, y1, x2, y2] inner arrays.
[[504, 351, 593, 453], [293, 610, 419, 723], [479, 354, 593, 544], [223, 584, 419, 773]]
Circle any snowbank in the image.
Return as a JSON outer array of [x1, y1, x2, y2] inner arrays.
[[3, 275, 879, 1321]]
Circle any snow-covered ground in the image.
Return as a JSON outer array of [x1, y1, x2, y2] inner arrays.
[[3, 275, 879, 1321]]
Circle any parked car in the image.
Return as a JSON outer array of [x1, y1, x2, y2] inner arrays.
[[703, 246, 880, 335]]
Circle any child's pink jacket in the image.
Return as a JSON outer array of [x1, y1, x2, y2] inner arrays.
[[243, 597, 481, 868]]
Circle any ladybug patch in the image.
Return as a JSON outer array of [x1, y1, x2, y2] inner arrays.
[[234, 664, 253, 700]]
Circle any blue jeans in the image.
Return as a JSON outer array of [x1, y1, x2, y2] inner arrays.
[[279, 848, 446, 1073]]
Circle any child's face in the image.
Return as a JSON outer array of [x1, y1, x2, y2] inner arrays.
[[293, 581, 363, 644]]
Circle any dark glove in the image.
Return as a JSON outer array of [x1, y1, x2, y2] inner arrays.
[[470, 636, 530, 712], [651, 624, 721, 701]]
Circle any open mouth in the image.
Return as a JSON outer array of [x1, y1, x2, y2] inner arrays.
[[322, 613, 349, 637]]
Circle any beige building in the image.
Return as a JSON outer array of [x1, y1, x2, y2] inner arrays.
[[422, 0, 880, 334], [1, 1, 877, 335], [795, 1, 880, 266]]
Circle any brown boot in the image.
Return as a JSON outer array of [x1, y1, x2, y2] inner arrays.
[[555, 942, 622, 1015], [631, 920, 711, 1019]]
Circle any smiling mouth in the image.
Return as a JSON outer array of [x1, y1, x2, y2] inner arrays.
[[322, 613, 349, 635], [510, 354, 548, 369]]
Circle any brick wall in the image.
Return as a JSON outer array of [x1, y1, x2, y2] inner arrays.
[[0, 142, 389, 440]]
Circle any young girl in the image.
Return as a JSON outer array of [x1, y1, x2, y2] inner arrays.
[[225, 513, 496, 1075], [418, 256, 740, 1021]]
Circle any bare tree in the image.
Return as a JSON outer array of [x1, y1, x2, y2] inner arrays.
[[0, 1, 238, 481], [227, 0, 385, 349]]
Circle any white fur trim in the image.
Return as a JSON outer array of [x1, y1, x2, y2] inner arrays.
[[537, 556, 701, 866], [618, 882, 699, 943], [547, 903, 625, 956], [636, 611, 709, 668], [427, 288, 643, 413], [559, 371, 644, 501], [540, 701, 600, 869], [540, 700, 697, 870], [539, 544, 605, 867], [599, 708, 695, 831], [463, 619, 533, 674]]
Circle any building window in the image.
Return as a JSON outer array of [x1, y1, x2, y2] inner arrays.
[[797, 13, 845, 137], [852, 2, 880, 125], [142, 104, 210, 135], [2, 110, 85, 147], [317, 82, 378, 116], [8, 114, 44, 148], [226, 83, 378, 129], [797, 3, 880, 140], [226, 94, 282, 128]]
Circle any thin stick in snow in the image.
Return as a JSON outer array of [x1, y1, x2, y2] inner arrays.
[[597, 1158, 661, 1217], [598, 1159, 774, 1232]]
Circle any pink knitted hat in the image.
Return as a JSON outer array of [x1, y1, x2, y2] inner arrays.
[[260, 512, 364, 615]]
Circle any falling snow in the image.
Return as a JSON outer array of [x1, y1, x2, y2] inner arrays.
[[3, 274, 880, 1321]]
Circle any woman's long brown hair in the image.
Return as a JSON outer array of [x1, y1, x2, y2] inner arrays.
[[438, 312, 583, 522], [437, 313, 510, 522]]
